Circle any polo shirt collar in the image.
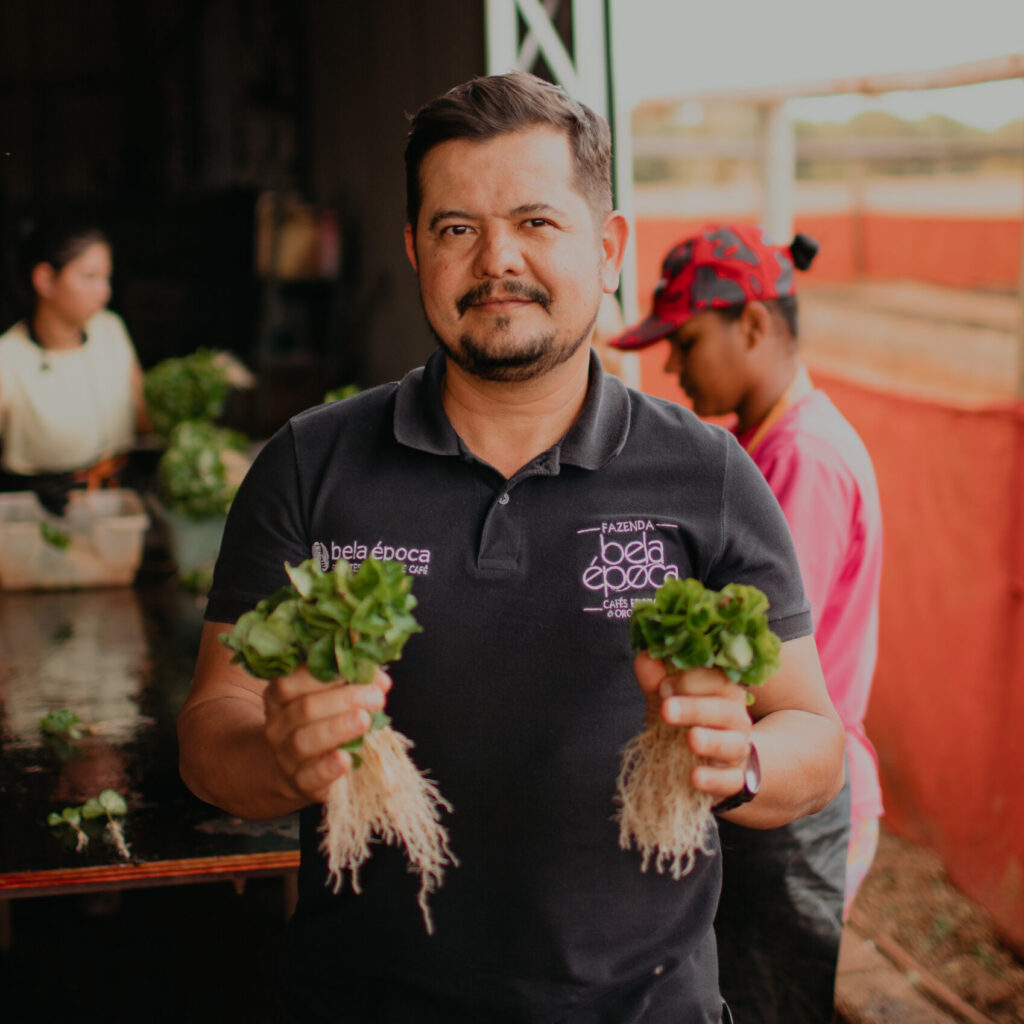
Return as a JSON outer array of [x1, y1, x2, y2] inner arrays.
[[394, 347, 631, 471]]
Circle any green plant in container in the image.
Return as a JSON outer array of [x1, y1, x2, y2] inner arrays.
[[143, 348, 233, 440], [156, 420, 250, 521]]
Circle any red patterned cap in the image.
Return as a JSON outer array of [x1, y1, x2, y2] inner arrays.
[[609, 224, 817, 350]]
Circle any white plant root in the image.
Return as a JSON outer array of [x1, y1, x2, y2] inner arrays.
[[106, 820, 131, 860], [319, 726, 456, 933], [616, 720, 716, 879]]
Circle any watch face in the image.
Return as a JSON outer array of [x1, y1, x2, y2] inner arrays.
[[744, 742, 761, 794], [713, 742, 761, 814]]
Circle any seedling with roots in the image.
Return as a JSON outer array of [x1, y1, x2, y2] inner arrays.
[[46, 806, 89, 851], [222, 557, 456, 933], [47, 789, 131, 859], [616, 578, 781, 878], [81, 789, 131, 859]]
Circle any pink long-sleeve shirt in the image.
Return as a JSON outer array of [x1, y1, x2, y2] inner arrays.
[[736, 389, 884, 825]]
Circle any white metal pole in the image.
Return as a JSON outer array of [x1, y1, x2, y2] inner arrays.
[[606, 0, 639, 386], [760, 99, 795, 244], [485, 0, 520, 73], [570, 0, 608, 118]]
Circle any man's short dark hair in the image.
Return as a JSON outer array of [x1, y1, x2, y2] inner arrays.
[[404, 71, 613, 232]]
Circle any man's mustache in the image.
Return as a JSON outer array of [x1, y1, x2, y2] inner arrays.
[[457, 281, 551, 317]]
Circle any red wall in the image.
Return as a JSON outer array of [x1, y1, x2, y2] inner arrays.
[[634, 214, 1022, 292], [821, 377, 1024, 956]]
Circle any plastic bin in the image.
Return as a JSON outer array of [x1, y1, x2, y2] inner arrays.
[[0, 489, 150, 590]]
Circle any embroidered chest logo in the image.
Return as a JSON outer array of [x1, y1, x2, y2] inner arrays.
[[578, 520, 682, 620], [311, 539, 432, 577]]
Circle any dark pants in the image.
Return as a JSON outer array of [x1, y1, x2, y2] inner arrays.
[[715, 777, 851, 1024]]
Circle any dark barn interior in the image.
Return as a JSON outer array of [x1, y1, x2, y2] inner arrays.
[[1, 0, 490, 438], [0, 4, 498, 1021]]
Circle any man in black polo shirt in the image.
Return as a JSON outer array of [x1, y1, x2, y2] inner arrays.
[[178, 72, 845, 1024]]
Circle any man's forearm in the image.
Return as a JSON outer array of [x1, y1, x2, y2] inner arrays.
[[719, 708, 845, 829], [178, 695, 308, 821]]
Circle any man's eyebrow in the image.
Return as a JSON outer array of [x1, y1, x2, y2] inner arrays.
[[427, 209, 476, 231], [427, 203, 567, 231], [511, 203, 564, 219]]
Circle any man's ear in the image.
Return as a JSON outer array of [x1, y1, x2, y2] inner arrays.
[[740, 301, 772, 349], [403, 224, 418, 273], [599, 211, 629, 294], [31, 262, 56, 300]]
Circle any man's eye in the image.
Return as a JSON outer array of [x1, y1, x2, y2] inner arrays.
[[440, 225, 471, 237], [524, 218, 552, 229]]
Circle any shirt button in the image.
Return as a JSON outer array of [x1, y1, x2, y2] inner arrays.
[[652, 964, 665, 976], [498, 493, 510, 505]]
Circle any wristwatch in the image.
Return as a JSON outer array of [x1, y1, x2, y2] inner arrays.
[[713, 741, 761, 814]]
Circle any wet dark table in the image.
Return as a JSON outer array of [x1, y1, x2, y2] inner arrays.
[[0, 575, 299, 943]]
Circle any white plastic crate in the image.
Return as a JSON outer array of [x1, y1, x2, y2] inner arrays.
[[0, 489, 150, 590]]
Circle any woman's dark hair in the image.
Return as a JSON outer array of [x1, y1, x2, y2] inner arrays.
[[718, 293, 800, 340], [717, 233, 819, 340], [7, 215, 109, 319], [404, 71, 613, 232]]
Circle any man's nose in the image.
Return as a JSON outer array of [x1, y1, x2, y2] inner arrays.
[[473, 224, 526, 278]]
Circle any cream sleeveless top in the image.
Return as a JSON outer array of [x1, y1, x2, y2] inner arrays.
[[0, 309, 139, 474]]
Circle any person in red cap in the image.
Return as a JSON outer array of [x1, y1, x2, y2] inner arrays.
[[610, 223, 883, 1023]]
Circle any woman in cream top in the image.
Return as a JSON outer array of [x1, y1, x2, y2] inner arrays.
[[0, 223, 150, 490]]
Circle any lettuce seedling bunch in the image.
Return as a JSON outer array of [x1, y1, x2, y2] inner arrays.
[[223, 557, 421, 684], [222, 557, 454, 932], [617, 578, 781, 879], [143, 348, 232, 440], [629, 578, 781, 696]]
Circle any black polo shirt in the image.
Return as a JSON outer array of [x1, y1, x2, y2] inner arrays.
[[207, 349, 812, 1024]]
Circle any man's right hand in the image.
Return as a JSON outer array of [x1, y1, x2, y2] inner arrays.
[[178, 621, 391, 820], [263, 667, 391, 804]]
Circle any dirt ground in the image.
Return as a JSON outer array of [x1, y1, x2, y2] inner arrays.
[[849, 826, 1024, 1023]]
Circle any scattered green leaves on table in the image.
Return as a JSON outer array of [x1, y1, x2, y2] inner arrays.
[[40, 709, 85, 741], [629, 577, 781, 700], [39, 521, 71, 549]]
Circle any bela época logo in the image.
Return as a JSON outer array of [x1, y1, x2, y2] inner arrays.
[[579, 520, 682, 620]]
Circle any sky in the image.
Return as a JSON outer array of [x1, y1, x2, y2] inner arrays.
[[610, 0, 1024, 129]]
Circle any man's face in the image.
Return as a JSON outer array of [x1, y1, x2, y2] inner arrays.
[[405, 126, 625, 383], [663, 311, 750, 418]]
